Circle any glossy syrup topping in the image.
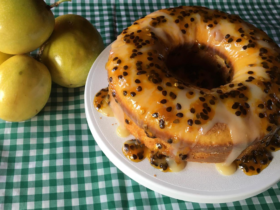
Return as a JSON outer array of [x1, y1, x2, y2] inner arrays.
[[106, 5, 280, 166], [122, 139, 186, 172], [236, 129, 280, 176], [93, 87, 114, 117], [236, 148, 272, 176], [150, 151, 186, 172], [122, 139, 147, 162]]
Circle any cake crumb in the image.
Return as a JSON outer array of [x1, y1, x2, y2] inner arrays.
[[154, 174, 157, 177]]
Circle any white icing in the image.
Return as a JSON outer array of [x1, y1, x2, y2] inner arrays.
[[215, 162, 237, 176], [166, 157, 186, 172], [116, 125, 131, 137]]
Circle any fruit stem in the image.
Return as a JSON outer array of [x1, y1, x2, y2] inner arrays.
[[49, 0, 71, 9], [37, 43, 47, 62]]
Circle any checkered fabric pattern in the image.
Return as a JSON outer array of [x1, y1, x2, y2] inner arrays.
[[0, 0, 280, 209]]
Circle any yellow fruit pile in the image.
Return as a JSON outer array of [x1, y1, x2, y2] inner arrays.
[[0, 0, 104, 122]]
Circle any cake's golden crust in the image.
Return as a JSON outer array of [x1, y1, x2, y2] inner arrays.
[[106, 6, 280, 163], [111, 91, 233, 163]]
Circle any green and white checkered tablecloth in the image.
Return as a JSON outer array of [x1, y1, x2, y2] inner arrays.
[[1, 0, 280, 209]]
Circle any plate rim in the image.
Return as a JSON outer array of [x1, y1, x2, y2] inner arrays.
[[84, 44, 280, 203]]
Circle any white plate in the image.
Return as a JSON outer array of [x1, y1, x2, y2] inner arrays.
[[84, 44, 280, 203]]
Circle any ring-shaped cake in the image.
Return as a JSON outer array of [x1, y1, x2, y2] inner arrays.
[[100, 6, 280, 173]]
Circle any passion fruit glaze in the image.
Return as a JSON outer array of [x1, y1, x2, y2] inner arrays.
[[94, 6, 280, 175]]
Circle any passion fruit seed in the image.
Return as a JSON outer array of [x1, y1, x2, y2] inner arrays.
[[122, 139, 146, 162]]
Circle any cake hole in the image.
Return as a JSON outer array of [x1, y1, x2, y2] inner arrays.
[[166, 44, 233, 90]]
